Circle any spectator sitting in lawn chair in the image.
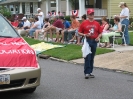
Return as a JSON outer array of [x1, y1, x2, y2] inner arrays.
[[99, 17, 110, 47], [21, 17, 31, 30], [46, 16, 64, 42], [102, 17, 122, 48], [17, 17, 31, 36], [60, 16, 71, 43], [11, 19, 19, 29], [17, 19, 24, 29], [64, 15, 80, 44], [70, 14, 87, 45], [34, 18, 51, 40], [29, 18, 35, 27], [27, 17, 41, 38]]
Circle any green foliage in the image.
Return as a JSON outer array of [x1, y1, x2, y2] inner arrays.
[[117, 32, 133, 45], [50, 20, 54, 24], [109, 18, 114, 26], [65, 15, 71, 21], [0, 6, 11, 19], [129, 17, 133, 24]]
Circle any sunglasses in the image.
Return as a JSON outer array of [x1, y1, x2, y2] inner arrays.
[[87, 13, 94, 16]]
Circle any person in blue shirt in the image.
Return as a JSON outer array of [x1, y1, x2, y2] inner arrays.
[[60, 16, 71, 43], [17, 19, 24, 29]]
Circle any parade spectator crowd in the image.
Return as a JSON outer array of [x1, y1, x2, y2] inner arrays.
[[9, 2, 130, 47]]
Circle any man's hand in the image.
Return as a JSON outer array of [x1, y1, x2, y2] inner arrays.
[[86, 33, 91, 37], [95, 37, 100, 42], [35, 14, 38, 16]]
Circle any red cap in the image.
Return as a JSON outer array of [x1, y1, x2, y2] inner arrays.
[[87, 9, 94, 14]]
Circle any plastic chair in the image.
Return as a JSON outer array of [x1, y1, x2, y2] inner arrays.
[[112, 24, 126, 48]]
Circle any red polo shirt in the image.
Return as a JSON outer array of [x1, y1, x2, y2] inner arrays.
[[53, 19, 64, 29], [78, 20, 102, 39]]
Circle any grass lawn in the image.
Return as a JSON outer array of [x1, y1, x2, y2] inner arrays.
[[42, 46, 114, 61], [24, 37, 114, 61], [129, 32, 133, 45], [117, 32, 133, 45]]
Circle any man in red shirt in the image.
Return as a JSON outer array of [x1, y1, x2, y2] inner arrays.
[[78, 9, 102, 79], [48, 16, 64, 42]]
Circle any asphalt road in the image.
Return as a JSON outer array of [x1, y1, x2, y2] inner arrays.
[[1, 59, 133, 99]]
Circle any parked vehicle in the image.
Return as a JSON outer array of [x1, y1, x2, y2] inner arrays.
[[0, 14, 41, 93]]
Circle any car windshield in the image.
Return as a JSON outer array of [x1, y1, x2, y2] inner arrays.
[[0, 15, 19, 38]]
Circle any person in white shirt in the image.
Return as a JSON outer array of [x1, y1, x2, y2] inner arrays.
[[17, 17, 31, 36], [34, 18, 51, 40], [36, 8, 44, 27], [116, 2, 130, 45], [22, 17, 31, 30], [28, 17, 41, 38]]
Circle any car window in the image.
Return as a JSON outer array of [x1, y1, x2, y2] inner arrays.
[[0, 16, 19, 38]]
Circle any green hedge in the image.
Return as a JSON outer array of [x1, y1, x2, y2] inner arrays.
[[65, 16, 71, 21], [109, 19, 115, 26], [129, 17, 133, 24], [0, 6, 11, 19]]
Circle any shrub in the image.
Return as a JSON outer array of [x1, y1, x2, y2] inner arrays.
[[109, 18, 114, 26], [0, 6, 11, 19], [65, 15, 71, 21], [129, 17, 133, 24]]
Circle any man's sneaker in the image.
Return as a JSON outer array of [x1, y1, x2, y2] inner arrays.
[[68, 42, 73, 44], [63, 41, 68, 44], [85, 74, 89, 79], [89, 74, 95, 78], [49, 39, 53, 42]]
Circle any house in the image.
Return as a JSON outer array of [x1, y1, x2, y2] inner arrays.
[[0, 0, 133, 20], [41, 0, 133, 19], [0, 0, 41, 18]]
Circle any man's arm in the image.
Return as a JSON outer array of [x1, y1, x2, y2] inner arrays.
[[95, 33, 102, 42], [95, 24, 102, 41], [36, 14, 42, 17], [117, 15, 127, 18], [36, 12, 43, 17]]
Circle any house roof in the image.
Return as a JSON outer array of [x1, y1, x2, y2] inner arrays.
[[0, 0, 39, 4]]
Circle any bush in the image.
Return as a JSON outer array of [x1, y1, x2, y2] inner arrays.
[[65, 15, 71, 21], [109, 18, 114, 26], [0, 6, 11, 19], [129, 17, 133, 24]]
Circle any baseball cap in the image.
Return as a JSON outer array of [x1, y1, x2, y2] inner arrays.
[[87, 9, 94, 15], [22, 17, 26, 20], [37, 8, 41, 12], [118, 2, 125, 7]]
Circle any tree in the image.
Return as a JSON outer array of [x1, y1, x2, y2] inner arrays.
[[0, 6, 11, 19]]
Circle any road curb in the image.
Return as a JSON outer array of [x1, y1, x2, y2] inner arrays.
[[38, 54, 133, 75], [38, 54, 51, 59], [49, 57, 68, 63]]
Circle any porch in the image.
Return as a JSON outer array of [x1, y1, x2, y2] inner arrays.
[[0, 0, 40, 18], [45, 0, 107, 19]]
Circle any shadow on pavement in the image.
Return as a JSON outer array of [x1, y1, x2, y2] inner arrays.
[[0, 91, 37, 99]]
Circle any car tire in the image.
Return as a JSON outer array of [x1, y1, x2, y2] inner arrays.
[[21, 87, 36, 93]]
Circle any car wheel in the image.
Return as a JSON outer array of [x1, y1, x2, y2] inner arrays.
[[21, 87, 36, 93]]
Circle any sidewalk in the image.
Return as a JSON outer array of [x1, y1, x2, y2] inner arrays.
[[71, 46, 133, 73]]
